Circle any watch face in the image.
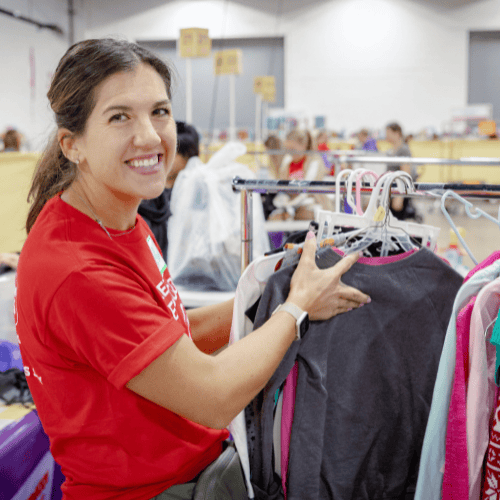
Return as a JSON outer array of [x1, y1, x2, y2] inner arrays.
[[299, 313, 310, 338]]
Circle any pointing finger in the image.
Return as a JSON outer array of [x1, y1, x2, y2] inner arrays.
[[329, 251, 362, 278]]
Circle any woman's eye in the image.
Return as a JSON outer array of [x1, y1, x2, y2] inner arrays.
[[153, 107, 171, 117], [110, 113, 127, 123]]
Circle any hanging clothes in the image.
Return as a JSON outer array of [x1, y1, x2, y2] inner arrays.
[[246, 247, 462, 499], [415, 255, 500, 500], [442, 298, 475, 500]]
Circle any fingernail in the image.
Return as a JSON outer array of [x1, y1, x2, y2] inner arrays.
[[366, 297, 371, 303], [347, 308, 353, 312], [359, 303, 365, 308], [358, 251, 363, 258], [305, 231, 315, 241]]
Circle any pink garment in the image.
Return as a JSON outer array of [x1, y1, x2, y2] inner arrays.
[[442, 298, 475, 500], [281, 362, 298, 499], [332, 248, 418, 265], [465, 251, 500, 283], [467, 278, 500, 499]]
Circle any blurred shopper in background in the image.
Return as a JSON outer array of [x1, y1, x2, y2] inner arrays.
[[1, 129, 21, 152], [385, 122, 421, 221], [357, 128, 378, 152]]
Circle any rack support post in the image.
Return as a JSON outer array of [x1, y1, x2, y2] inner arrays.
[[241, 189, 253, 272]]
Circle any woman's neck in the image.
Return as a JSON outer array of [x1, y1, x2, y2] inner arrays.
[[62, 181, 138, 231]]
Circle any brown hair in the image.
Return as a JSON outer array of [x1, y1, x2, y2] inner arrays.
[[386, 122, 403, 137], [26, 38, 174, 233], [285, 129, 313, 151], [3, 130, 20, 150]]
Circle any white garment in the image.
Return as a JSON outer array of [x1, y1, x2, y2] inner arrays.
[[228, 251, 285, 499]]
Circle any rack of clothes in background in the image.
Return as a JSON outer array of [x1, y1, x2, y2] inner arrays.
[[230, 171, 500, 500]]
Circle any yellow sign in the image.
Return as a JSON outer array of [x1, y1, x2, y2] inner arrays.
[[253, 76, 275, 94], [178, 28, 211, 58], [213, 49, 243, 75], [261, 90, 276, 103]]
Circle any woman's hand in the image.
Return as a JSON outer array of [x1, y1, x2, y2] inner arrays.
[[287, 232, 370, 321]]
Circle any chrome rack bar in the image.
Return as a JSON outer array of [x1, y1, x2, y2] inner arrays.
[[233, 176, 500, 271]]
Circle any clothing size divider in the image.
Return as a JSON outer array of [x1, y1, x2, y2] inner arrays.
[[232, 174, 500, 272]]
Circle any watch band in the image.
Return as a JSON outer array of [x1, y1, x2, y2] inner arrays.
[[272, 302, 309, 340]]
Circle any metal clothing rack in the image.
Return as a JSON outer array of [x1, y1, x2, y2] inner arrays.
[[233, 176, 500, 272]]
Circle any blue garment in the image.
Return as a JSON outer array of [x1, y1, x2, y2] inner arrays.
[[415, 258, 500, 500], [489, 312, 500, 386]]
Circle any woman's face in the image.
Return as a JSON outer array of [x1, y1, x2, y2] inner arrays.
[[285, 139, 306, 162], [73, 63, 176, 206]]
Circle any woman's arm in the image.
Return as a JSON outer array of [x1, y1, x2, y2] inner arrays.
[[187, 299, 234, 354], [127, 235, 370, 429]]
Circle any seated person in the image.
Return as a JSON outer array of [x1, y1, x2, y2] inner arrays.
[[385, 122, 420, 221]]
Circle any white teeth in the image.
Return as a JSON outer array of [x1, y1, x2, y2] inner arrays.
[[128, 155, 159, 168]]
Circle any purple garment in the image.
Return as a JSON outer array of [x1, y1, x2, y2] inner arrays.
[[281, 362, 298, 499], [362, 138, 378, 152]]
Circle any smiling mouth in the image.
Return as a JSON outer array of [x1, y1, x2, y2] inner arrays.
[[125, 154, 163, 172]]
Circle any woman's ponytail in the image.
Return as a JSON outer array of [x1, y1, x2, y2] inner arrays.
[[26, 134, 77, 233]]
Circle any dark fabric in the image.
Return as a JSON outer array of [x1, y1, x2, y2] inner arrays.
[[247, 248, 462, 500], [193, 441, 248, 500], [0, 367, 33, 405], [138, 189, 172, 259]]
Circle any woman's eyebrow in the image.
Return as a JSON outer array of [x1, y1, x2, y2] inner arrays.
[[103, 100, 171, 115]]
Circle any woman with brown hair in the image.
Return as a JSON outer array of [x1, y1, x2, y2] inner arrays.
[[15, 38, 369, 499]]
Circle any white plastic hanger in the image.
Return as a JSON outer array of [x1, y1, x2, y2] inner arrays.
[[333, 170, 440, 255], [440, 189, 500, 266]]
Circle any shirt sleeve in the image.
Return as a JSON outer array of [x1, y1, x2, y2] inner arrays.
[[45, 266, 187, 389]]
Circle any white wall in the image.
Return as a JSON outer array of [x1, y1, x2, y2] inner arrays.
[[0, 0, 78, 150], [4, 0, 500, 145]]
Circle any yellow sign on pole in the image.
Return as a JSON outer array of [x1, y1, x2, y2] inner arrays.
[[261, 90, 276, 103], [213, 49, 243, 75], [253, 76, 275, 94], [178, 28, 211, 58]]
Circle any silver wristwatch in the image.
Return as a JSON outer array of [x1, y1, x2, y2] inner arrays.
[[272, 302, 310, 341]]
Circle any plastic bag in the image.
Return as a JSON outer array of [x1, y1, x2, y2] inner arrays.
[[167, 142, 270, 291]]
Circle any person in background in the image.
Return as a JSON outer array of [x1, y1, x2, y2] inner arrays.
[[279, 129, 322, 181], [385, 122, 420, 221], [273, 129, 332, 219], [316, 130, 329, 151], [1, 129, 21, 152], [0, 253, 19, 275], [261, 135, 283, 219], [138, 121, 199, 259], [263, 134, 283, 180], [16, 38, 371, 499], [357, 129, 378, 152]]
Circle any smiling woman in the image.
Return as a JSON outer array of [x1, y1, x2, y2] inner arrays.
[[15, 38, 370, 500]]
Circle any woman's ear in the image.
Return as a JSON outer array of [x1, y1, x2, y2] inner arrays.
[[57, 129, 80, 164]]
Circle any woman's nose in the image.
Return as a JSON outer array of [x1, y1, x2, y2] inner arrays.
[[133, 117, 161, 148]]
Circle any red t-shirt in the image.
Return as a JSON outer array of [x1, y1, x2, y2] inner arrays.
[[288, 157, 306, 180], [15, 195, 228, 500]]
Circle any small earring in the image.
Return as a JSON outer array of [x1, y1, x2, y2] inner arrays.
[[74, 158, 79, 165]]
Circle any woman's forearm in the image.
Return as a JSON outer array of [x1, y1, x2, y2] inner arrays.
[[187, 298, 234, 354]]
